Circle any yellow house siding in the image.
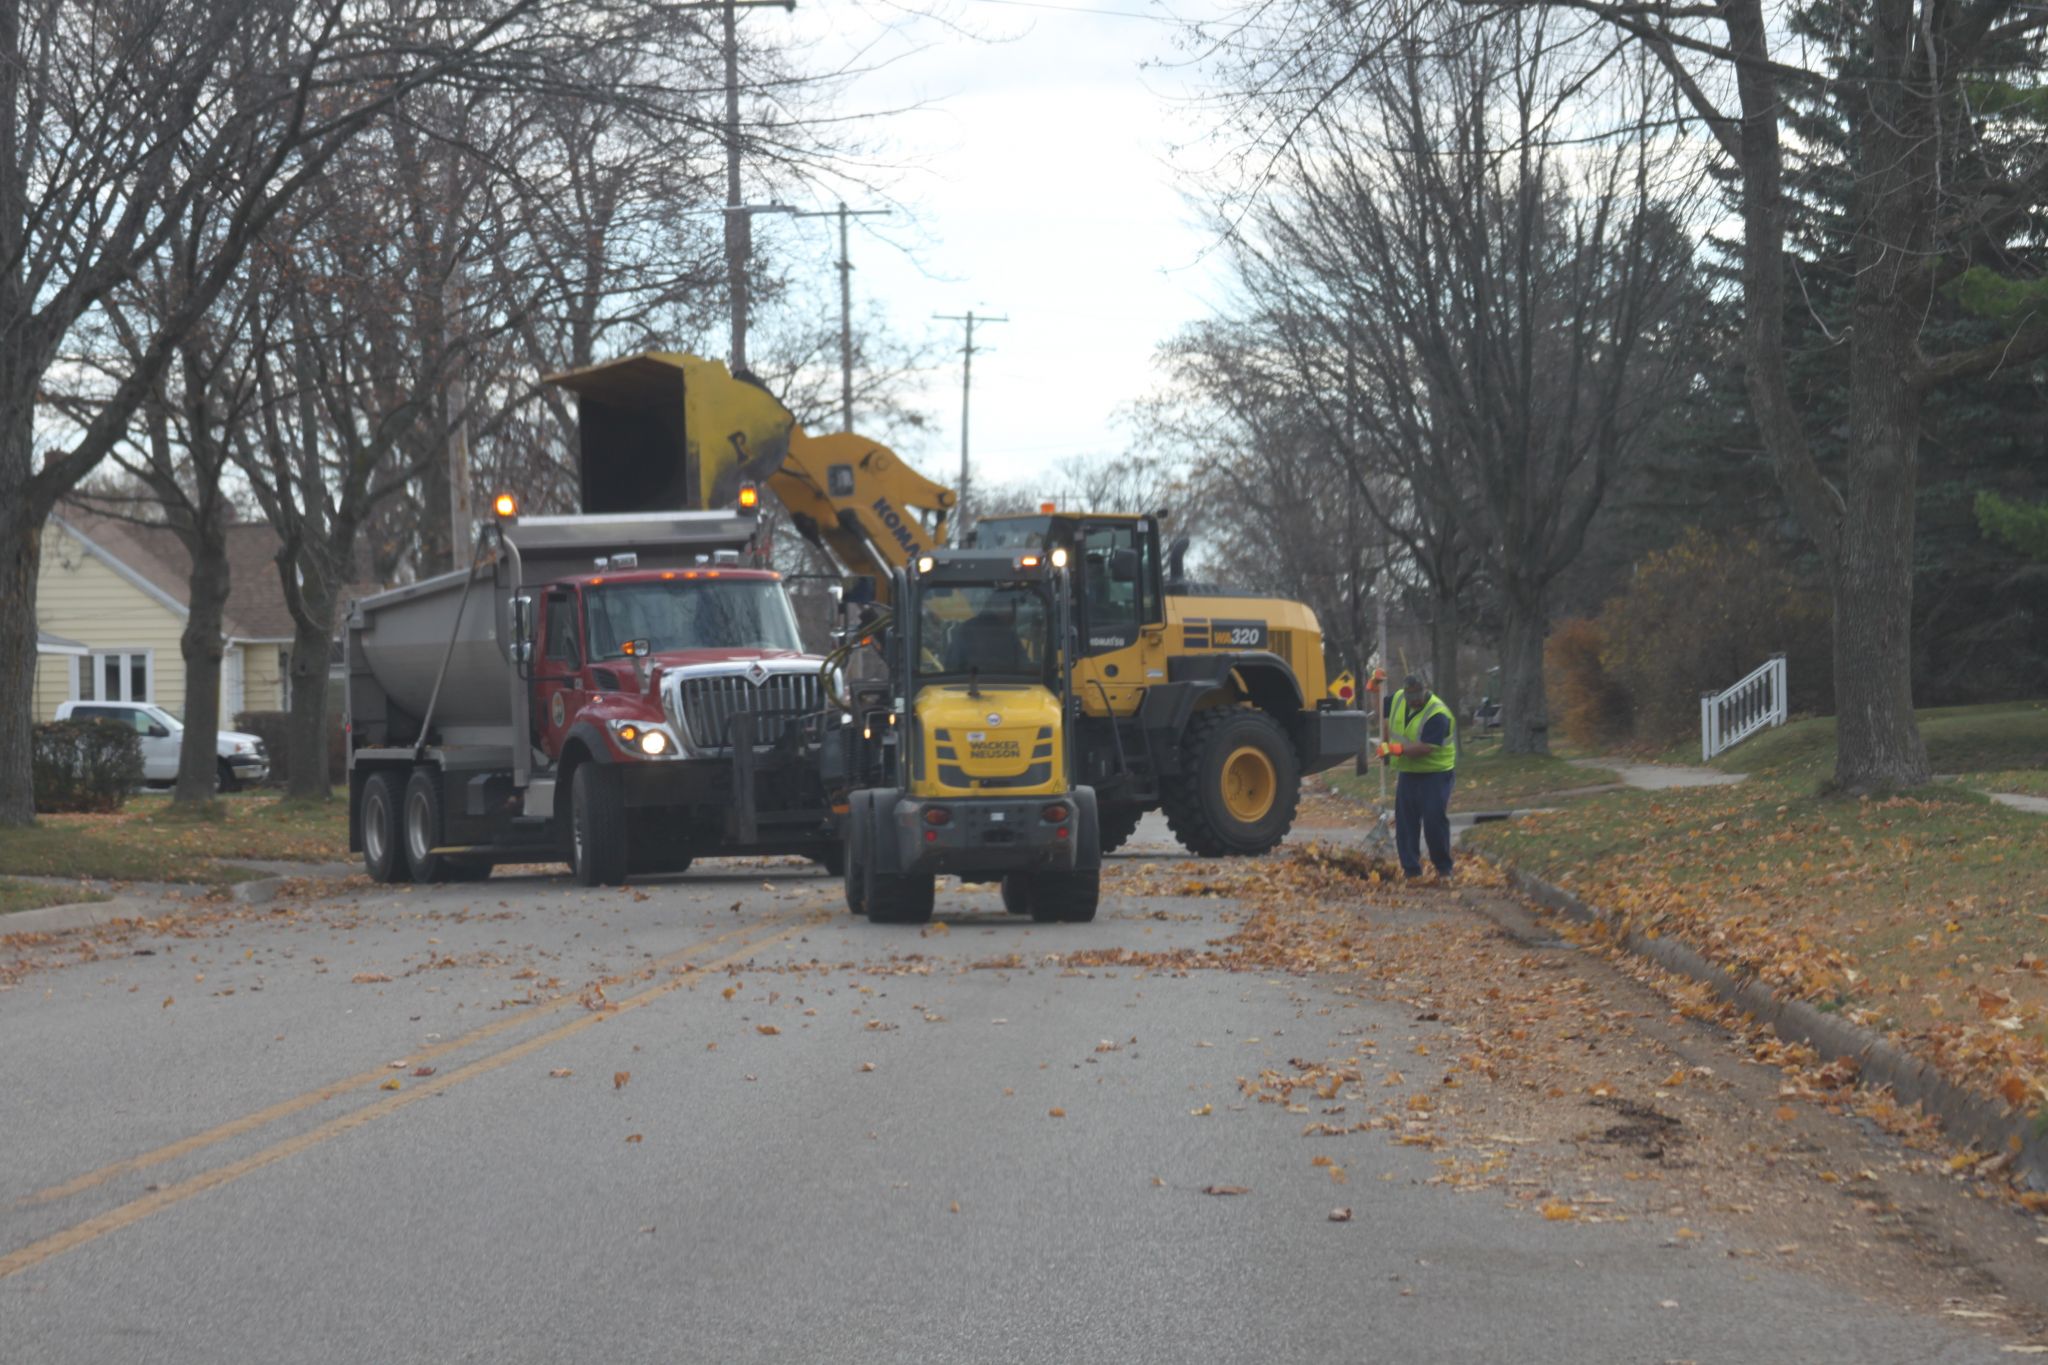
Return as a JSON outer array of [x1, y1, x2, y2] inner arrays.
[[36, 521, 188, 721], [236, 641, 290, 715]]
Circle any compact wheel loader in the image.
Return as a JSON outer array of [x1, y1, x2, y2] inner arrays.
[[828, 547, 1101, 926]]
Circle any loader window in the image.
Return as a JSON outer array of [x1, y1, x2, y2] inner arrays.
[[918, 584, 1049, 681], [1079, 523, 1141, 653]]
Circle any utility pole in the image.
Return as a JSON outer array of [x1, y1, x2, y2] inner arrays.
[[794, 202, 891, 431], [699, 0, 794, 375], [932, 310, 1006, 542]]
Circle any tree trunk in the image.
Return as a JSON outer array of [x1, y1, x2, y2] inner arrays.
[[172, 534, 232, 805], [284, 600, 336, 801], [0, 494, 39, 827], [1830, 311, 1930, 791], [1499, 586, 1549, 755], [0, 389, 42, 826], [1429, 584, 1460, 722]]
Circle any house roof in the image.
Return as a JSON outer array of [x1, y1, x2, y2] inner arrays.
[[37, 630, 88, 656], [51, 507, 375, 643]]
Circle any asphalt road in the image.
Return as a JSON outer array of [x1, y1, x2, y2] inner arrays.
[[0, 817, 2019, 1364]]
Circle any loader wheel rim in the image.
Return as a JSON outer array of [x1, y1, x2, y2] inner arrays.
[[1220, 745, 1277, 823]]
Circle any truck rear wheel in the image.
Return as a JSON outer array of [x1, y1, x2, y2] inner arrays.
[[842, 820, 868, 916], [568, 763, 630, 887], [404, 770, 454, 884], [1011, 869, 1099, 923], [866, 867, 934, 924], [1097, 802, 1144, 854], [1161, 708, 1300, 858], [361, 771, 408, 884]]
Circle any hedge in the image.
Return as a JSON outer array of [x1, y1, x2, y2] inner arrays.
[[233, 711, 347, 787], [33, 719, 144, 814]]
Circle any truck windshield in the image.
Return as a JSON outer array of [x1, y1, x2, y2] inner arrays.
[[916, 583, 1050, 680], [974, 517, 1051, 552], [585, 580, 802, 658]]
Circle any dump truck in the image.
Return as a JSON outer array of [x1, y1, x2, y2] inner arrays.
[[831, 546, 1101, 925], [345, 359, 834, 886]]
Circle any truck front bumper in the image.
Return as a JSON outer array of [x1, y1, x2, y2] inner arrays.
[[227, 754, 270, 783], [887, 794, 1081, 877]]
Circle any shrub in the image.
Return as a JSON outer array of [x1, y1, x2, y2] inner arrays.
[[1545, 617, 1633, 748], [33, 719, 144, 814], [234, 711, 347, 788], [1597, 529, 1832, 746]]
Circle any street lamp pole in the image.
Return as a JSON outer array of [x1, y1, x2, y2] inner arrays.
[[794, 202, 891, 431]]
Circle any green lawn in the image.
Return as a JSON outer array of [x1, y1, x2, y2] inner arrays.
[[1665, 700, 2048, 780], [0, 878, 108, 915], [0, 791, 348, 888], [1324, 744, 1620, 812]]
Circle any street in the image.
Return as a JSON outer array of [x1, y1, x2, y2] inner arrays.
[[1, 815, 2040, 1364]]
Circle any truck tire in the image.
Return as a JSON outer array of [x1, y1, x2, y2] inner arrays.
[[842, 817, 868, 917], [866, 864, 935, 925], [404, 769, 454, 884], [361, 771, 408, 884], [999, 874, 1035, 916], [1097, 802, 1144, 854], [568, 763, 630, 887], [216, 759, 239, 794], [1020, 868, 1099, 923], [1160, 708, 1300, 858]]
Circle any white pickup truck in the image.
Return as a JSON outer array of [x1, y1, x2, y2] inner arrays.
[[53, 700, 271, 791]]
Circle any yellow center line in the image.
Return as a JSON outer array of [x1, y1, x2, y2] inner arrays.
[[0, 915, 822, 1282], [21, 907, 819, 1210]]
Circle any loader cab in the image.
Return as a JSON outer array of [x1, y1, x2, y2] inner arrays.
[[973, 513, 1162, 659]]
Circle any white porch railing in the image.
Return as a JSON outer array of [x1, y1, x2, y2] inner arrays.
[[1700, 654, 1787, 762]]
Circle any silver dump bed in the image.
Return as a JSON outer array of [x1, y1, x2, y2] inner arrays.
[[346, 510, 760, 763]]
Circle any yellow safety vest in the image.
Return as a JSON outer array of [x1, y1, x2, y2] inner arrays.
[[1389, 692, 1456, 774]]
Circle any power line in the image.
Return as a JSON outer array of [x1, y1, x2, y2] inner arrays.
[[932, 310, 1008, 543]]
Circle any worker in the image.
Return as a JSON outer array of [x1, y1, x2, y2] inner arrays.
[[1375, 672, 1457, 885]]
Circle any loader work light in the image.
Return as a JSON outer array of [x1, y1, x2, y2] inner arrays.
[[1050, 547, 1068, 568], [738, 482, 760, 509]]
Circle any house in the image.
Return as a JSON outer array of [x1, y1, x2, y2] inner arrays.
[[32, 510, 305, 727]]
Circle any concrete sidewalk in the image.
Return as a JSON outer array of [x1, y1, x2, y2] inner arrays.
[[1573, 756, 1746, 790]]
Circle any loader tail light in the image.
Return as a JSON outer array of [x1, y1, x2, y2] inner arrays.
[[1041, 804, 1068, 824], [924, 807, 951, 826]]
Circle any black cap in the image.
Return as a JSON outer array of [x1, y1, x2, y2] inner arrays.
[[1403, 673, 1426, 690]]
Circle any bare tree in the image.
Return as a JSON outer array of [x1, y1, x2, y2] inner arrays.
[[1189, 0, 2048, 787], [0, 0, 563, 824]]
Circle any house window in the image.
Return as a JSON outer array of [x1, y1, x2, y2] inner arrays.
[[75, 651, 151, 704]]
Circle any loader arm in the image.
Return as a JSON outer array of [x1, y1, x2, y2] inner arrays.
[[770, 428, 955, 604]]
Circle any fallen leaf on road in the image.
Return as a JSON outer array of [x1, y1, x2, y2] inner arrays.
[[1048, 1107, 1066, 1118], [757, 1024, 781, 1036], [949, 1201, 961, 1214], [352, 973, 391, 984], [549, 1068, 573, 1078], [412, 1067, 436, 1077], [1662, 1069, 1687, 1087], [625, 1134, 643, 1143], [1202, 1185, 1250, 1196], [389, 1060, 409, 1069], [1329, 1207, 1353, 1222], [1540, 1200, 1577, 1221], [1329, 1166, 1349, 1184], [162, 996, 173, 1008], [380, 1078, 401, 1091], [859, 1062, 876, 1072], [1190, 1104, 1213, 1116], [1775, 1105, 1797, 1122], [614, 1071, 630, 1089], [722, 986, 739, 1000]]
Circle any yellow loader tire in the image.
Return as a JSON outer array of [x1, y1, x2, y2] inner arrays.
[[1161, 708, 1300, 858]]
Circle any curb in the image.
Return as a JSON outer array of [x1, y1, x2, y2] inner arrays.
[[2, 873, 330, 938], [1500, 864, 2048, 1192]]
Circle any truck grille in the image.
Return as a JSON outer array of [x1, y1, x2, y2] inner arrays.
[[673, 671, 821, 752]]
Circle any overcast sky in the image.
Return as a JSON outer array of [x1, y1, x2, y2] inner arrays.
[[778, 0, 1235, 495]]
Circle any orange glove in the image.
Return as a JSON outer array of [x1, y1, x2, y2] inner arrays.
[[1377, 741, 1404, 760], [1365, 668, 1388, 694]]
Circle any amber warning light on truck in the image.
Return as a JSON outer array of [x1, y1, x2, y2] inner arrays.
[[493, 492, 518, 519]]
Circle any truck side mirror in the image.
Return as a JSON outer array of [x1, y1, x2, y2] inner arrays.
[[510, 594, 534, 665], [147, 724, 170, 739], [1109, 547, 1139, 583]]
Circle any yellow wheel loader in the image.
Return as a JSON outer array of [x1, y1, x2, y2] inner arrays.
[[828, 547, 1100, 925]]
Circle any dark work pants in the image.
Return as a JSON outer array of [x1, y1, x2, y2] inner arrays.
[[1394, 769, 1455, 877]]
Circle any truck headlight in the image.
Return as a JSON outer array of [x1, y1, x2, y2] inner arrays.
[[639, 729, 669, 756], [607, 719, 678, 758]]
